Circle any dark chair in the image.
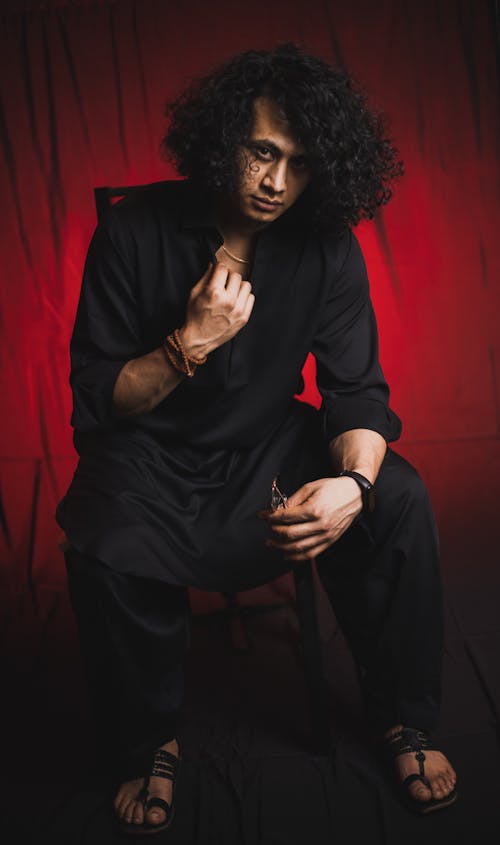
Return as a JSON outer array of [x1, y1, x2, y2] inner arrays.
[[93, 184, 331, 753]]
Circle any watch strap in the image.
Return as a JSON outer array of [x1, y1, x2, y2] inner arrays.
[[338, 470, 376, 513]]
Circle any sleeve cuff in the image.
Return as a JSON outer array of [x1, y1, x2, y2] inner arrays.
[[70, 359, 128, 431], [321, 397, 403, 444]]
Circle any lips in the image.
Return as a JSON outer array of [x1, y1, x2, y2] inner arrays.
[[252, 196, 283, 208]]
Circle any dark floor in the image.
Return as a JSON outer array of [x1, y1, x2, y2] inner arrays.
[[2, 441, 500, 844]]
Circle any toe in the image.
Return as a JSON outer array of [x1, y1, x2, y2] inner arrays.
[[115, 784, 137, 816], [117, 796, 130, 819], [431, 777, 443, 798], [441, 774, 453, 794], [446, 775, 456, 793], [131, 800, 143, 822], [409, 780, 432, 802], [444, 762, 457, 786], [124, 799, 136, 824], [146, 806, 166, 827], [442, 776, 453, 795], [432, 775, 448, 798], [132, 801, 144, 825], [114, 789, 127, 813]]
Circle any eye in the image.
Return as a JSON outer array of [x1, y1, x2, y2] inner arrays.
[[291, 156, 309, 171], [247, 143, 274, 161], [255, 145, 273, 160]]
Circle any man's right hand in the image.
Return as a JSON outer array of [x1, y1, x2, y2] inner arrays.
[[179, 263, 255, 361], [113, 263, 254, 418]]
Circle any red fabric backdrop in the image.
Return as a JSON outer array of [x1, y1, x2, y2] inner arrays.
[[1, 0, 499, 598]]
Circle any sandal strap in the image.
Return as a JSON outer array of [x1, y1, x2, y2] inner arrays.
[[145, 795, 171, 815], [403, 772, 432, 791], [383, 727, 437, 783], [151, 748, 180, 780], [384, 727, 435, 758], [137, 776, 150, 804]]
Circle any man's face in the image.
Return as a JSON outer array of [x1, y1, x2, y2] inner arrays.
[[230, 96, 312, 227]]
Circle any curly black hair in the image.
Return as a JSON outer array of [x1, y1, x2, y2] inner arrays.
[[162, 43, 403, 232]]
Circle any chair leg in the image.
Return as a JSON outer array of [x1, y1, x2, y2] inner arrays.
[[193, 591, 291, 653], [293, 563, 331, 754], [221, 591, 252, 652]]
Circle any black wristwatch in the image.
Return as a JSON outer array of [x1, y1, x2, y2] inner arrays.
[[338, 470, 376, 513]]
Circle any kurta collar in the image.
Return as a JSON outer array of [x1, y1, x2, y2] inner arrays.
[[180, 180, 219, 231]]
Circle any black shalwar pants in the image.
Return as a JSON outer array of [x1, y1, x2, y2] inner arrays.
[[64, 444, 443, 782]]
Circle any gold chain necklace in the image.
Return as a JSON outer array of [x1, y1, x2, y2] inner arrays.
[[221, 243, 249, 264]]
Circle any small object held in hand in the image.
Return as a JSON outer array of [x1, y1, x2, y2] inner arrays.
[[271, 477, 288, 511]]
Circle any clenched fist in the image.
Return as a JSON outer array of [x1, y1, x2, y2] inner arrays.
[[179, 263, 255, 361]]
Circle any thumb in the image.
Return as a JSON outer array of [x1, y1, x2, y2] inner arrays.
[[285, 483, 314, 510]]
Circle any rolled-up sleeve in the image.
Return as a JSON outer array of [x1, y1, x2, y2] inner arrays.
[[69, 214, 141, 432], [312, 230, 402, 445]]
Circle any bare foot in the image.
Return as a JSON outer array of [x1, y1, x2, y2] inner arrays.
[[113, 738, 180, 828], [384, 725, 457, 805]]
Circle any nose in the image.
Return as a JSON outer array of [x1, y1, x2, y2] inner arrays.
[[263, 159, 287, 194]]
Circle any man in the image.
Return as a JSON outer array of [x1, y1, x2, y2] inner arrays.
[[57, 43, 457, 833]]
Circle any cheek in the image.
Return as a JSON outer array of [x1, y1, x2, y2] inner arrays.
[[236, 152, 259, 190], [244, 161, 261, 185], [288, 175, 309, 203]]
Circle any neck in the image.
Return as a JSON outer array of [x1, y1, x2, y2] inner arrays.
[[214, 193, 263, 242]]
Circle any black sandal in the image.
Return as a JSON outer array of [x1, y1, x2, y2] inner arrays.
[[117, 747, 181, 835], [381, 727, 457, 814]]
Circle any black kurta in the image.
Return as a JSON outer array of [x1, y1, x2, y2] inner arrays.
[[56, 179, 402, 590]]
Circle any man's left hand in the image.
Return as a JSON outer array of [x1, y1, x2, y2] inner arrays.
[[259, 477, 363, 561]]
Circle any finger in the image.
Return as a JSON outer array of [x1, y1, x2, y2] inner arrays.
[[268, 523, 324, 541], [285, 485, 315, 509], [279, 517, 357, 555], [234, 279, 252, 307], [242, 292, 255, 322], [285, 539, 333, 561], [207, 262, 231, 290], [262, 506, 317, 525], [266, 486, 317, 520], [267, 530, 327, 552], [258, 505, 311, 521], [225, 270, 243, 297]]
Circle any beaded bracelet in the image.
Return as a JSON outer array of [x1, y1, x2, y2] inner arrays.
[[162, 338, 185, 375], [163, 329, 207, 378]]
